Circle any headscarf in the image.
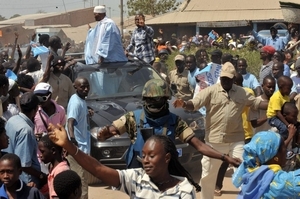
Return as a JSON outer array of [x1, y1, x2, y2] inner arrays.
[[232, 131, 281, 187]]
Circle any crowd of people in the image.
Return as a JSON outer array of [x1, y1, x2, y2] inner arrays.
[[0, 3, 299, 199]]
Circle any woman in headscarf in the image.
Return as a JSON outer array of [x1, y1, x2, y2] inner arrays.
[[232, 129, 299, 199]]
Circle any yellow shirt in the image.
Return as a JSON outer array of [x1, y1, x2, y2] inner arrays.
[[243, 88, 255, 140], [191, 83, 261, 143], [266, 90, 290, 118]]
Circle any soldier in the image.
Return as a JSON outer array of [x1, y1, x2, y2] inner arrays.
[[97, 79, 241, 169]]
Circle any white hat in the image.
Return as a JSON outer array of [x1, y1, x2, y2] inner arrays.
[[94, 6, 106, 13], [237, 44, 243, 49], [34, 83, 53, 95]]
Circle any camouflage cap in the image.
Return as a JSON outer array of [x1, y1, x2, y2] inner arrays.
[[142, 79, 171, 99]]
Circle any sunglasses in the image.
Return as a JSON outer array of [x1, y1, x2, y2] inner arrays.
[[37, 93, 51, 103]]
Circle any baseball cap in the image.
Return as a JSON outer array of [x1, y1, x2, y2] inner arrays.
[[20, 92, 39, 111], [34, 83, 53, 95], [220, 62, 236, 79], [260, 45, 275, 55], [94, 5, 106, 13], [52, 56, 66, 67], [174, 54, 185, 61], [210, 49, 223, 57]]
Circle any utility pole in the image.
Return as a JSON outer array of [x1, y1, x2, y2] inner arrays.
[[120, 0, 124, 39]]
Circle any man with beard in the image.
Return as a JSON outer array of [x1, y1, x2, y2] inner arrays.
[[41, 55, 74, 110], [249, 75, 276, 133], [169, 54, 193, 101], [85, 5, 127, 64], [125, 13, 155, 64], [97, 79, 241, 169]]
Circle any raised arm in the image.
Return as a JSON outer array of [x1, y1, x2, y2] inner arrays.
[[11, 44, 22, 74], [10, 32, 19, 60], [48, 123, 121, 187], [61, 42, 71, 58], [40, 54, 54, 83]]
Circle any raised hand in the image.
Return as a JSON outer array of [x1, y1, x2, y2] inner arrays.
[[48, 123, 71, 148]]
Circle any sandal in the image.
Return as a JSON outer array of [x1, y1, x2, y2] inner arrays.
[[214, 189, 222, 196]]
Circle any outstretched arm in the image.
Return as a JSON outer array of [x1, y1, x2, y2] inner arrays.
[[11, 44, 22, 74], [188, 137, 241, 167], [48, 123, 121, 187]]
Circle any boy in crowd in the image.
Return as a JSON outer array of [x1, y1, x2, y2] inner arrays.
[[267, 76, 294, 139], [0, 154, 45, 199], [38, 135, 69, 199], [53, 170, 82, 199]]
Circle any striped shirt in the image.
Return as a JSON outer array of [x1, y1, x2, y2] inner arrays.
[[259, 61, 274, 85], [126, 26, 155, 64], [115, 168, 196, 199]]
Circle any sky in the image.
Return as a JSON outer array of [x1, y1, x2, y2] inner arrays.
[[0, 0, 126, 19]]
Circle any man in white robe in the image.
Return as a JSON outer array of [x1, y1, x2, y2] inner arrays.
[[84, 5, 127, 64]]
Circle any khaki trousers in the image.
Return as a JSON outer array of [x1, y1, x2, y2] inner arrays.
[[200, 141, 244, 199]]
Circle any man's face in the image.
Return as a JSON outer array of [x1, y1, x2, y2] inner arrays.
[[0, 160, 21, 188], [185, 57, 196, 72], [135, 15, 145, 27], [175, 60, 185, 73], [220, 77, 234, 91], [36, 92, 52, 107], [75, 79, 90, 98], [262, 79, 275, 98], [237, 60, 247, 74], [272, 63, 283, 79], [270, 28, 277, 38], [260, 50, 268, 60], [273, 52, 282, 62], [94, 13, 104, 21]]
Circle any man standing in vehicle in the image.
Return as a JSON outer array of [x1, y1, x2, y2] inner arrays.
[[85, 5, 127, 64], [125, 13, 155, 65]]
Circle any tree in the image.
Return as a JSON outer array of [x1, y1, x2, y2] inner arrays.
[[127, 0, 181, 16], [0, 15, 7, 21], [10, 14, 21, 19]]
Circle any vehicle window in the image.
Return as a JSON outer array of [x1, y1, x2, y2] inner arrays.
[[78, 65, 162, 99]]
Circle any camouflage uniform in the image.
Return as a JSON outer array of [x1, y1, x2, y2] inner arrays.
[[112, 79, 194, 144]]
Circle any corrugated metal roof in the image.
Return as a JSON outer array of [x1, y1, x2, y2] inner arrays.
[[0, 13, 59, 25], [146, 0, 284, 25]]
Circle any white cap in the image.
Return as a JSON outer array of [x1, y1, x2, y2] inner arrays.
[[34, 83, 53, 94], [94, 5, 106, 13]]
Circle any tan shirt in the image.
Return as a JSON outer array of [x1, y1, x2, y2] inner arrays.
[[168, 69, 193, 101], [248, 95, 272, 134], [48, 73, 75, 110], [191, 83, 261, 143]]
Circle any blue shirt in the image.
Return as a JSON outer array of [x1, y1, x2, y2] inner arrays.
[[126, 25, 155, 64], [188, 68, 197, 89], [283, 64, 291, 77], [3, 113, 40, 185], [85, 16, 127, 64], [242, 73, 261, 90], [252, 30, 290, 51], [0, 181, 45, 199], [67, 94, 90, 154]]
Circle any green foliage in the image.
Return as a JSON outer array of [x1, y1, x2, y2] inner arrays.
[[127, 0, 181, 16], [10, 14, 21, 19], [166, 48, 261, 78]]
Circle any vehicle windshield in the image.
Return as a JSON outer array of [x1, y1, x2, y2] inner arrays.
[[77, 64, 162, 99]]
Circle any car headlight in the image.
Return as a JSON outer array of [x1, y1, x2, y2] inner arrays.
[[189, 117, 205, 130], [90, 127, 101, 139]]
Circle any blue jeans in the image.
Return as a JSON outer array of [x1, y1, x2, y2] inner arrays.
[[268, 117, 288, 139]]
